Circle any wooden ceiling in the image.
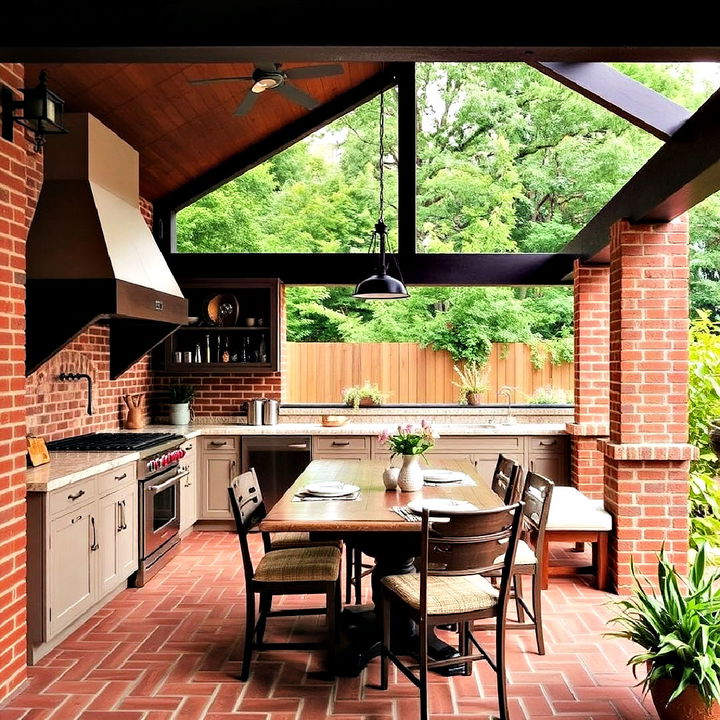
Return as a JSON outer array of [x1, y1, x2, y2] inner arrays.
[[26, 62, 383, 201]]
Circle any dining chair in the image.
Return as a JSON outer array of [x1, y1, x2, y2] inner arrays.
[[379, 502, 524, 720], [228, 470, 342, 681], [491, 454, 524, 504], [478, 470, 554, 655]]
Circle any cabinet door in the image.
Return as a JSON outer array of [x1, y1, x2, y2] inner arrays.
[[180, 443, 198, 532], [528, 436, 569, 485], [98, 491, 122, 596], [474, 452, 524, 487], [48, 508, 95, 637], [116, 485, 138, 579], [200, 453, 236, 519]]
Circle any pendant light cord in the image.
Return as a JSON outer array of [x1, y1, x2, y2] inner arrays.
[[378, 91, 385, 224]]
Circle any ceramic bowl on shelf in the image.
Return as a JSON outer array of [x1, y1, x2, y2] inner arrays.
[[321, 415, 349, 427]]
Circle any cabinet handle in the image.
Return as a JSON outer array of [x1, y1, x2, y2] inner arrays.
[[68, 489, 85, 501], [185, 443, 193, 451], [331, 441, 350, 447], [90, 517, 99, 551], [70, 514, 83, 524], [530, 461, 535, 473], [117, 499, 127, 531], [210, 441, 228, 447], [538, 440, 556, 447], [287, 443, 308, 449], [114, 472, 127, 481]]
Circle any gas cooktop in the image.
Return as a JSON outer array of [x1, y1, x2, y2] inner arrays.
[[47, 432, 183, 452]]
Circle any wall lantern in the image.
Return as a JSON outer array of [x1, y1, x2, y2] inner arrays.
[[1, 70, 68, 153]]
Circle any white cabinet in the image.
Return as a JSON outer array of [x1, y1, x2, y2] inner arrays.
[[180, 439, 198, 532], [98, 484, 138, 596], [199, 436, 238, 520]]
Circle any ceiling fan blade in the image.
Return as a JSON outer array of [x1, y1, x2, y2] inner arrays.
[[234, 90, 259, 116], [254, 61, 278, 73], [275, 83, 319, 110], [189, 76, 252, 85], [284, 64, 344, 79]]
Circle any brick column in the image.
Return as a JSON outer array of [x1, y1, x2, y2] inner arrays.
[[0, 62, 38, 702], [566, 261, 609, 499], [601, 216, 696, 593]]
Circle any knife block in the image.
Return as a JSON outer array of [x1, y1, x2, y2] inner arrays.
[[125, 407, 145, 429]]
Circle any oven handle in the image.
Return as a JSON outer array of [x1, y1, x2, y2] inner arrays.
[[148, 471, 187, 494]]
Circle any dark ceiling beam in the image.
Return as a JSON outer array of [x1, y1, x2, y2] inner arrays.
[[561, 86, 720, 262], [166, 252, 578, 287], [156, 66, 399, 214], [530, 62, 691, 140]]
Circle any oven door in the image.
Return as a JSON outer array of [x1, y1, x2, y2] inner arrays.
[[141, 466, 186, 559]]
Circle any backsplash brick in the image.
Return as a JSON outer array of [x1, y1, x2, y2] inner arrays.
[[26, 326, 154, 441]]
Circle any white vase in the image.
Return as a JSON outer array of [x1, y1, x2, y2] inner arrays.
[[383, 466, 399, 490], [168, 402, 190, 425], [397, 455, 423, 492]]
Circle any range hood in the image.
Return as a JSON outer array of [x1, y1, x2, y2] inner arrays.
[[26, 114, 188, 378]]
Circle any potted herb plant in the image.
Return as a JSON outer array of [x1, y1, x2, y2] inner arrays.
[[342, 382, 387, 409], [607, 544, 720, 720], [167, 383, 195, 425], [378, 420, 438, 491], [452, 362, 489, 405]]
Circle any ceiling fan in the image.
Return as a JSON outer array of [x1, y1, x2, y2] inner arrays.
[[189, 62, 344, 116]]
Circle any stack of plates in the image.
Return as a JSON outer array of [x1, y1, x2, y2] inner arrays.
[[422, 468, 467, 483], [302, 482, 359, 498]]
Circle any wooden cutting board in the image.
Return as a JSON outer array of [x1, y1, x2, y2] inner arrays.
[[27, 435, 50, 467]]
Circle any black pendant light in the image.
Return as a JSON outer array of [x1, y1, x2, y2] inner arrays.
[[353, 91, 409, 300]]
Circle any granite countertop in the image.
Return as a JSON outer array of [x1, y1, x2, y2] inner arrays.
[[27, 422, 568, 493], [27, 451, 139, 493]]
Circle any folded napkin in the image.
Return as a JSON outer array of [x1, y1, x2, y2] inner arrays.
[[293, 490, 361, 502]]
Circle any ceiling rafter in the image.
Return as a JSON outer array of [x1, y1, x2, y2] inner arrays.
[[529, 61, 691, 140]]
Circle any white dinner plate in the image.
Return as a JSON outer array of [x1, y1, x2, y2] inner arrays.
[[422, 469, 466, 483], [407, 498, 480, 515], [303, 482, 360, 497]]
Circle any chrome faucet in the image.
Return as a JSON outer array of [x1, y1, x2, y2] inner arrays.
[[497, 386, 514, 425]]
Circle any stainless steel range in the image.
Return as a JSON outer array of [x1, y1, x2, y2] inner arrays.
[[47, 432, 187, 586]]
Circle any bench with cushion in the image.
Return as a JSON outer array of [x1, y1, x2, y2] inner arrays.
[[542, 486, 612, 590]]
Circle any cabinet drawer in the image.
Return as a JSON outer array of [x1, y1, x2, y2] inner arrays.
[[529, 435, 566, 451], [202, 437, 238, 452], [314, 436, 370, 453], [97, 463, 137, 496], [49, 477, 96, 517], [435, 436, 523, 452]]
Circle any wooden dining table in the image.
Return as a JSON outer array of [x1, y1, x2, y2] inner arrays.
[[259, 458, 503, 534]]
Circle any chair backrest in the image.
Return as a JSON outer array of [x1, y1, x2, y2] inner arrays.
[[228, 469, 267, 583], [521, 471, 554, 563], [491, 454, 524, 505], [419, 503, 524, 618]]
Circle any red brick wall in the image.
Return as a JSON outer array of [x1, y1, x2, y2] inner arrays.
[[153, 285, 286, 416], [26, 326, 154, 442], [603, 217, 693, 592], [567, 261, 609, 499], [0, 62, 37, 702], [139, 196, 153, 229]]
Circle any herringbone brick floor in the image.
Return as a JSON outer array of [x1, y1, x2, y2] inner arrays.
[[1, 532, 656, 719]]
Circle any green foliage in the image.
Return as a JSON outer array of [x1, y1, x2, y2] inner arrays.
[[527, 385, 570, 405], [167, 383, 195, 404], [689, 471, 720, 555], [529, 337, 574, 369], [607, 545, 720, 707], [341, 382, 387, 409]]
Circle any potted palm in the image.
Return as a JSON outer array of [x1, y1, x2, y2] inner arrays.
[[607, 544, 720, 720], [167, 383, 195, 425], [452, 363, 488, 405]]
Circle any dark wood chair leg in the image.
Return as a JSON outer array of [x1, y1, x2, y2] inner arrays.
[[380, 592, 390, 691], [353, 546, 362, 604], [344, 543, 353, 603], [419, 612, 429, 720], [256, 593, 271, 645], [595, 533, 609, 591], [240, 589, 255, 681], [461, 621, 472, 676], [496, 611, 509, 720], [326, 583, 336, 675], [531, 572, 545, 655], [514, 574, 525, 622], [541, 535, 550, 590]]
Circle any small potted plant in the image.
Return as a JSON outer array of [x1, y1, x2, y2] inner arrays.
[[607, 544, 720, 720], [342, 381, 387, 409], [167, 383, 195, 425], [452, 362, 489, 405], [378, 420, 438, 491]]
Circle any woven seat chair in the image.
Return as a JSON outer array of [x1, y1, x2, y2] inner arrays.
[[491, 454, 524, 504], [479, 471, 554, 655], [228, 469, 342, 681], [379, 502, 524, 720]]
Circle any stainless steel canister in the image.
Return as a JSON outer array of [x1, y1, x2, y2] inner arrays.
[[247, 398, 264, 425], [262, 399, 279, 425]]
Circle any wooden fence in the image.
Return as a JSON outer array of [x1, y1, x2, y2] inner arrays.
[[285, 342, 573, 404]]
